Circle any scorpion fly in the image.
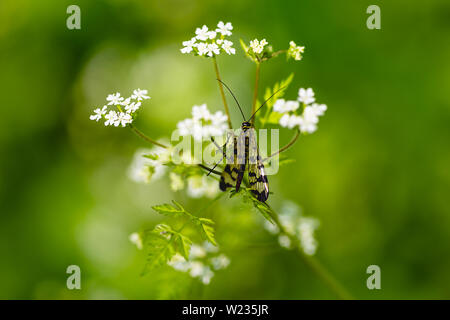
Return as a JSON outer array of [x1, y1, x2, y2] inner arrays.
[[211, 80, 285, 202]]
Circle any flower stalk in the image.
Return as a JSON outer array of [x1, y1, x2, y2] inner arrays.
[[250, 63, 261, 125], [213, 57, 233, 128]]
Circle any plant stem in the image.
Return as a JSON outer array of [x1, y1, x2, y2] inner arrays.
[[213, 57, 233, 129], [251, 63, 261, 125], [263, 129, 300, 162], [130, 124, 168, 149], [266, 204, 353, 300]]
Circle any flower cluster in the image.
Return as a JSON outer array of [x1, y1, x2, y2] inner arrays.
[[287, 41, 305, 61], [264, 201, 320, 255], [167, 242, 230, 285], [169, 172, 220, 198], [242, 38, 271, 62], [128, 147, 169, 184], [274, 88, 327, 134], [177, 104, 228, 141], [181, 21, 235, 57], [89, 89, 150, 127]]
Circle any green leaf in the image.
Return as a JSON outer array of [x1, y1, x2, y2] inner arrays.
[[198, 218, 217, 246], [174, 233, 192, 260], [151, 200, 185, 217], [143, 153, 159, 160], [151, 200, 218, 247], [266, 111, 283, 124], [141, 232, 175, 276]]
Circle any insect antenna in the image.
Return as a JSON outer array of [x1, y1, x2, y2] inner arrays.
[[247, 85, 287, 122], [216, 79, 246, 121]]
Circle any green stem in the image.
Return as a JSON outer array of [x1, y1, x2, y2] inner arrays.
[[251, 63, 261, 125], [263, 129, 301, 162], [213, 57, 233, 129], [129, 124, 168, 149]]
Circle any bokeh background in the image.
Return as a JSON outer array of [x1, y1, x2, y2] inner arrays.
[[1, 0, 449, 299]]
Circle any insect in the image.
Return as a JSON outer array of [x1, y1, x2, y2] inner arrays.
[[211, 80, 284, 202]]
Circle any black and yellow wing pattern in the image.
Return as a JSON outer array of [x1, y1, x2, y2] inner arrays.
[[219, 128, 269, 202]]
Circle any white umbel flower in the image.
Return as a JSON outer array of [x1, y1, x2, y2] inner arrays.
[[127, 147, 168, 184], [129, 232, 143, 250], [298, 106, 319, 133], [182, 21, 234, 57], [131, 88, 150, 101], [220, 40, 236, 55], [116, 112, 132, 127], [177, 104, 228, 141], [205, 43, 220, 57], [273, 99, 299, 113], [298, 88, 315, 105], [288, 41, 305, 61], [310, 103, 327, 116], [167, 242, 230, 285], [180, 37, 197, 54], [297, 217, 320, 255], [90, 106, 107, 122], [186, 175, 220, 198], [104, 110, 118, 126], [124, 101, 141, 114], [249, 39, 268, 54], [195, 25, 210, 41], [215, 21, 233, 36], [106, 92, 124, 105]]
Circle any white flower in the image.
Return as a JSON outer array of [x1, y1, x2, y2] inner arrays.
[[278, 235, 292, 249], [250, 38, 268, 54], [298, 106, 319, 133], [210, 254, 230, 270], [221, 40, 235, 55], [177, 104, 228, 141], [104, 110, 118, 126], [106, 92, 124, 105], [131, 88, 150, 101], [200, 266, 214, 285], [273, 99, 299, 113], [216, 21, 233, 36], [187, 175, 219, 198], [169, 172, 184, 191], [279, 114, 301, 129], [264, 220, 279, 234], [195, 25, 210, 41], [189, 244, 207, 259], [310, 103, 327, 116], [128, 147, 168, 184], [207, 31, 217, 40], [189, 261, 205, 277], [90, 105, 107, 122], [205, 43, 220, 57], [196, 42, 208, 56], [168, 254, 190, 272], [125, 101, 141, 114], [129, 232, 143, 250], [192, 104, 211, 120], [288, 41, 305, 61], [298, 88, 315, 105], [115, 112, 132, 127], [203, 241, 219, 253], [181, 37, 197, 54], [298, 217, 320, 255]]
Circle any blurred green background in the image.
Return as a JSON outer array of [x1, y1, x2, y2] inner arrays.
[[1, 0, 449, 299]]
